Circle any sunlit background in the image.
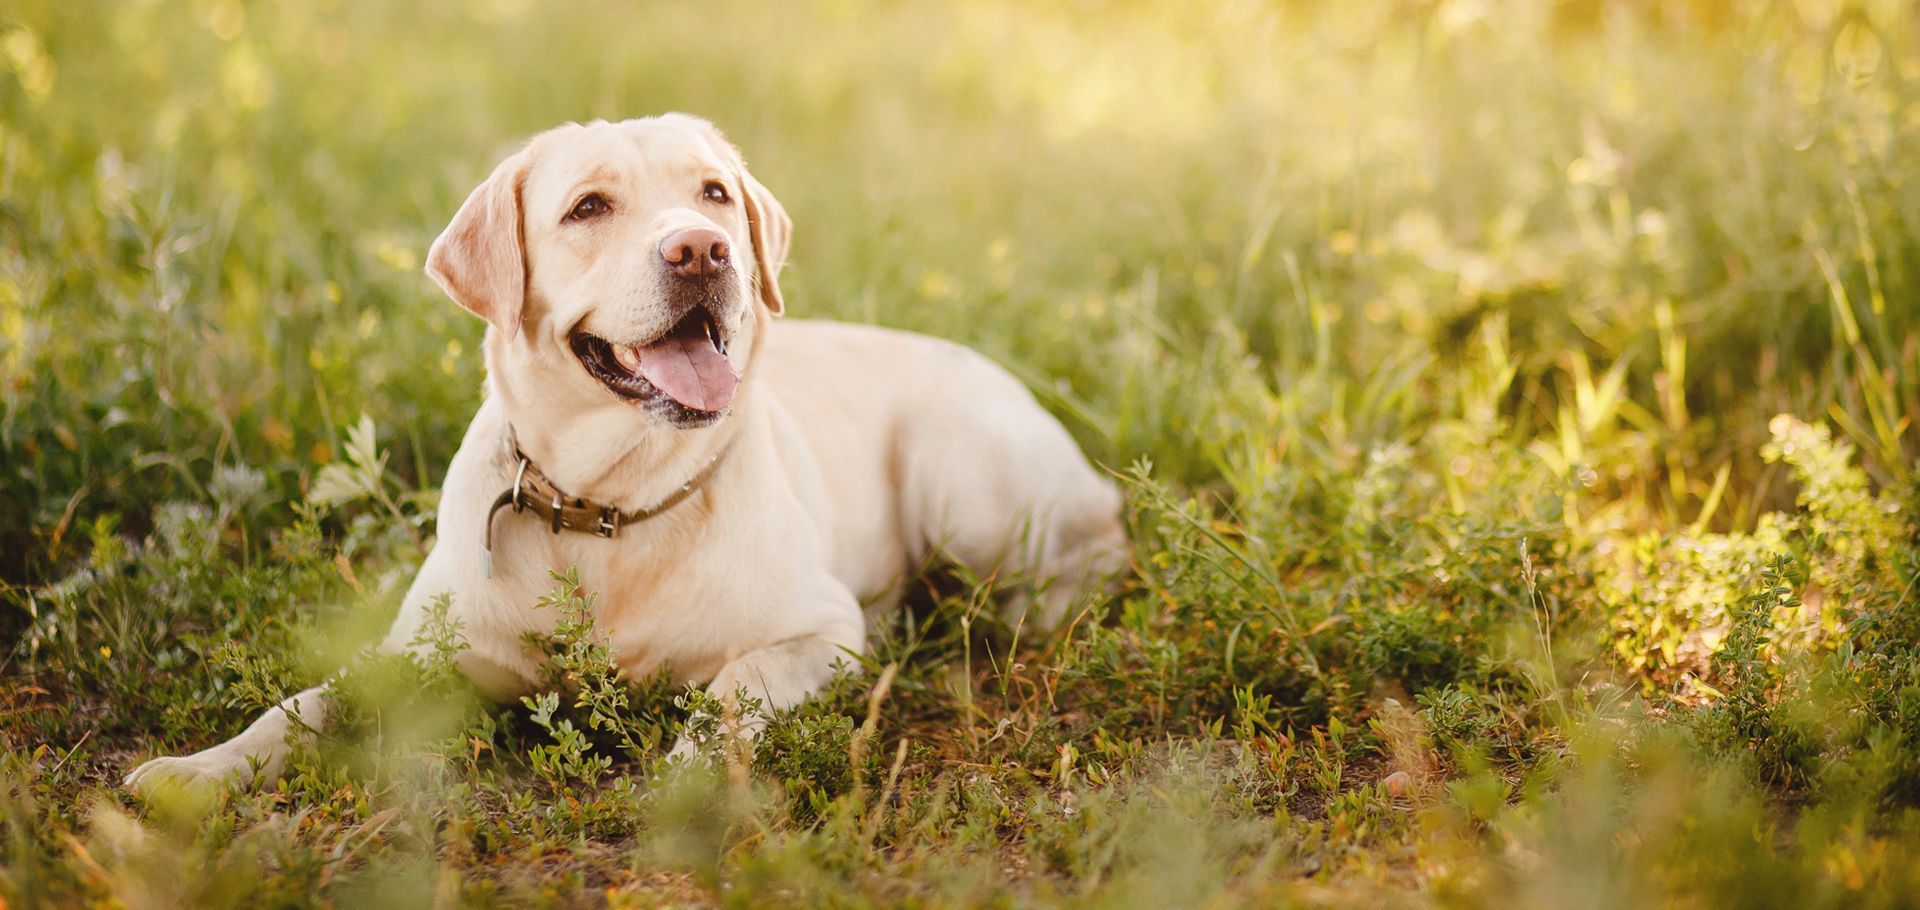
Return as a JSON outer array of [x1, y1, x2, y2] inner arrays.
[[6, 0, 1915, 521], [3, 0, 1920, 905]]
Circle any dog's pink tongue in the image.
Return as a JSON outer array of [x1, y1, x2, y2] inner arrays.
[[637, 335, 737, 412]]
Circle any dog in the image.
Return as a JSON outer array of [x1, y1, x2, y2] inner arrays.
[[126, 114, 1127, 790]]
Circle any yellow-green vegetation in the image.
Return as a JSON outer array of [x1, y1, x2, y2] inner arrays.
[[4, 0, 1920, 905]]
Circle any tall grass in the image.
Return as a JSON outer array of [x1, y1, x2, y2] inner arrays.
[[2, 0, 1917, 905]]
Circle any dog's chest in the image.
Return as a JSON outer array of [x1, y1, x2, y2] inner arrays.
[[541, 525, 809, 684]]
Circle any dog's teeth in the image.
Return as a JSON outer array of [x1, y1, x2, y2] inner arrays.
[[705, 320, 727, 356], [613, 344, 644, 374]]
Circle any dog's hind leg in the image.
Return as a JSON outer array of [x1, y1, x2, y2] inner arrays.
[[1003, 495, 1130, 631], [896, 368, 1129, 631]]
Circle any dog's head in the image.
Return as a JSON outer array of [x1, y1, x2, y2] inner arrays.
[[426, 115, 790, 431]]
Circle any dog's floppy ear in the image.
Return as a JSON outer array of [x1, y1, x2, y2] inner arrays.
[[426, 149, 531, 337], [739, 169, 791, 316]]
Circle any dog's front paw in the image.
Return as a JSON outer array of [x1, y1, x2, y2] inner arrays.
[[124, 749, 260, 795], [647, 736, 713, 785], [664, 736, 702, 765]]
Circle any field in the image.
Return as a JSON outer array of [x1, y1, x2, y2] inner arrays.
[[4, 0, 1920, 905]]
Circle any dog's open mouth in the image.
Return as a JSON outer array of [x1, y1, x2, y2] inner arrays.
[[571, 307, 737, 415]]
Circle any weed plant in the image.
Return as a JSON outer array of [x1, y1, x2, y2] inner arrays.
[[3, 0, 1920, 905]]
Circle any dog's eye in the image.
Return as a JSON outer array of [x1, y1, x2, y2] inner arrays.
[[566, 193, 611, 222], [702, 181, 731, 205]]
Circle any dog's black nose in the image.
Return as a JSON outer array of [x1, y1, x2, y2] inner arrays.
[[661, 227, 730, 278]]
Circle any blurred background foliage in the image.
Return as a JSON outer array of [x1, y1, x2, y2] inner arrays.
[[2, 0, 1919, 905]]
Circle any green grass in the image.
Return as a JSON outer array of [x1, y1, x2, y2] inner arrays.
[[4, 0, 1920, 905]]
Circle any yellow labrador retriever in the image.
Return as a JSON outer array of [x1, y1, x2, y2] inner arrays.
[[127, 114, 1126, 790]]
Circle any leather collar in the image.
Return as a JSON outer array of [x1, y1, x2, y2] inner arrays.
[[481, 434, 731, 578]]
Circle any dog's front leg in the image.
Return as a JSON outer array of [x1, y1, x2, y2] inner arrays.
[[124, 684, 330, 792], [123, 537, 520, 794], [670, 602, 863, 760]]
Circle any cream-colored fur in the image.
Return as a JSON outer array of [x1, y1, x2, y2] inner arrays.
[[126, 115, 1125, 791]]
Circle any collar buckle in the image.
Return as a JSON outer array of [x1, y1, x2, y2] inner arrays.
[[510, 456, 532, 512]]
